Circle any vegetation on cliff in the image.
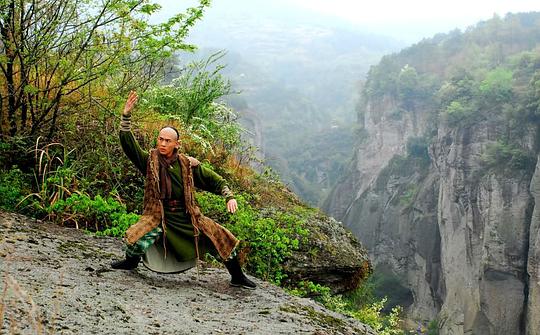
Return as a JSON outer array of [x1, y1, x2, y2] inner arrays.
[[360, 12, 540, 176]]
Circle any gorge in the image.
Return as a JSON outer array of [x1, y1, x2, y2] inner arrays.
[[324, 12, 540, 334]]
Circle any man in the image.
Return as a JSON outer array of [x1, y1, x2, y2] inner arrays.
[[111, 91, 256, 289]]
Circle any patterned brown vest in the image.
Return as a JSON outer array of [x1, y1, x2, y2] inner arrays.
[[125, 149, 239, 260]]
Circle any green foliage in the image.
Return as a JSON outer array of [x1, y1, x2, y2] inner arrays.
[[0, 167, 31, 211], [289, 279, 404, 334], [427, 319, 440, 335], [47, 193, 139, 235], [481, 141, 536, 174], [526, 70, 540, 122], [13, 140, 78, 217], [348, 299, 403, 335], [362, 12, 540, 144], [4, 135, 141, 235], [141, 52, 244, 154], [343, 277, 377, 307], [365, 55, 401, 99], [442, 100, 476, 126], [60, 113, 146, 212], [406, 136, 430, 160], [398, 65, 419, 111], [0, 0, 211, 137], [0, 137, 34, 170], [437, 70, 480, 127], [196, 192, 309, 285], [399, 185, 418, 208], [146, 52, 231, 123], [479, 67, 514, 104], [342, 275, 405, 333], [288, 280, 332, 297]]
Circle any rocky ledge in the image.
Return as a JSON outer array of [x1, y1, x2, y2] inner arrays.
[[0, 211, 375, 335]]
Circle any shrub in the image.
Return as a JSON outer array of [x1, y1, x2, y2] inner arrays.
[[406, 137, 430, 161], [17, 139, 80, 217], [481, 141, 536, 174], [46, 193, 139, 235], [0, 137, 34, 171], [0, 167, 31, 211], [479, 67, 513, 105], [288, 280, 332, 298], [196, 191, 309, 285], [442, 100, 476, 126], [141, 52, 245, 156], [349, 298, 403, 335], [427, 319, 440, 335], [289, 280, 404, 334]]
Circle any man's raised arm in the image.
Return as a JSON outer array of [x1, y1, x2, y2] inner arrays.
[[119, 91, 148, 174]]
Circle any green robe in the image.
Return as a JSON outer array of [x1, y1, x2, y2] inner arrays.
[[120, 130, 229, 272]]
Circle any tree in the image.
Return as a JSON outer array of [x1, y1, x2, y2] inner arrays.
[[0, 0, 210, 138], [141, 52, 243, 154], [479, 67, 513, 105], [397, 64, 419, 111]]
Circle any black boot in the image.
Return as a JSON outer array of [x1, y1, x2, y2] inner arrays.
[[111, 254, 141, 270], [224, 256, 257, 289]]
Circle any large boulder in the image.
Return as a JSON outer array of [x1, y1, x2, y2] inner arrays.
[[284, 211, 372, 294]]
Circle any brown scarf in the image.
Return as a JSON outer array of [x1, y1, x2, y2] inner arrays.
[[158, 148, 178, 200]]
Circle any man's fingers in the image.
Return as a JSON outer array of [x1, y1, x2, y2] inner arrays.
[[123, 91, 138, 115], [128, 92, 138, 105], [227, 199, 238, 213]]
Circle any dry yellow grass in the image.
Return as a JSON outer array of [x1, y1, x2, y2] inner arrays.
[[1, 272, 44, 334]]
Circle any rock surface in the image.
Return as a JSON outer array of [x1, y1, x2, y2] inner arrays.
[[0, 211, 376, 335], [324, 91, 539, 334], [527, 153, 540, 335], [284, 212, 372, 294]]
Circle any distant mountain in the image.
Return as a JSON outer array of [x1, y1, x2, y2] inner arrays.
[[179, 4, 405, 205]]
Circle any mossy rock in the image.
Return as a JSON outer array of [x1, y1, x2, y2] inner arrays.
[[283, 211, 372, 294]]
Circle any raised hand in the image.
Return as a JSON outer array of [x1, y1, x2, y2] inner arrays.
[[123, 91, 138, 117]]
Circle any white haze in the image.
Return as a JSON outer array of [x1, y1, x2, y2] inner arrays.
[[156, 0, 540, 43]]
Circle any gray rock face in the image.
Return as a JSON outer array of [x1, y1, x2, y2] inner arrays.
[[527, 154, 540, 335], [324, 94, 539, 334], [323, 95, 427, 219], [284, 212, 372, 294], [432, 123, 533, 334], [0, 211, 376, 335]]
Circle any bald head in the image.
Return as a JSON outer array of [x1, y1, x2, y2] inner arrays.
[[157, 127, 180, 158], [159, 126, 179, 140]]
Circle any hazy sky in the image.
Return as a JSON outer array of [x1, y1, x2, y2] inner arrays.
[[157, 0, 540, 42], [290, 0, 538, 24], [288, 0, 540, 40]]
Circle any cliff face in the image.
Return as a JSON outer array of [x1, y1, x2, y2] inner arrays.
[[324, 93, 444, 322], [325, 94, 538, 333], [528, 153, 540, 334], [324, 13, 540, 334], [432, 122, 535, 334], [323, 95, 429, 219]]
